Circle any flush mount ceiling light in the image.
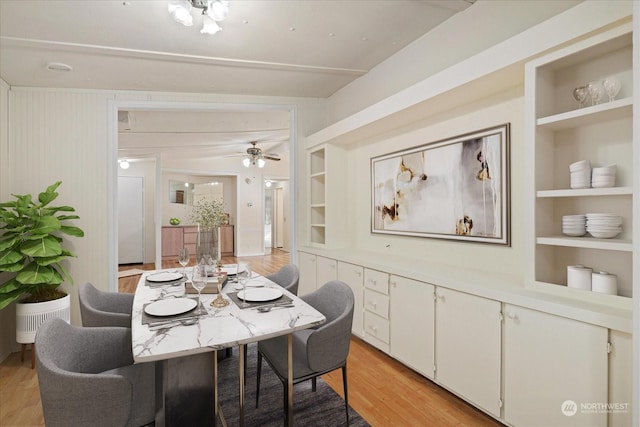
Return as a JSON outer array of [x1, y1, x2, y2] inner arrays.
[[168, 0, 229, 35], [119, 159, 130, 170]]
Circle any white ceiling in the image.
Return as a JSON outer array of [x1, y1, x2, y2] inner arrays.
[[0, 0, 476, 162]]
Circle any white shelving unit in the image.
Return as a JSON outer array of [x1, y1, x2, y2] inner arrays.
[[309, 147, 326, 245], [525, 24, 635, 301]]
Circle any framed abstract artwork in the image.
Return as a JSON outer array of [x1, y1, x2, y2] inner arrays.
[[371, 124, 510, 245]]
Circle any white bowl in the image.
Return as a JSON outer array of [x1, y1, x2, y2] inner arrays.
[[588, 230, 621, 239], [563, 230, 587, 237], [569, 160, 590, 172]]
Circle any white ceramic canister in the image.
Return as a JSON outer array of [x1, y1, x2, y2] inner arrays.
[[567, 265, 592, 290], [591, 271, 618, 295]]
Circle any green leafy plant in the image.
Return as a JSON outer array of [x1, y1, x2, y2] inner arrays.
[[188, 198, 226, 230], [0, 182, 84, 309]]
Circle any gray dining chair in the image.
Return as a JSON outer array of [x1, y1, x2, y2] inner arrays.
[[256, 280, 354, 425], [266, 264, 300, 295], [35, 318, 155, 427], [79, 282, 133, 328]]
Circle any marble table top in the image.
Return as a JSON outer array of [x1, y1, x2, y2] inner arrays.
[[132, 270, 326, 363]]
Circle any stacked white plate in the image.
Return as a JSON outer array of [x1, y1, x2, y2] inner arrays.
[[569, 160, 591, 189], [591, 164, 616, 188], [562, 214, 586, 237], [585, 213, 622, 239]]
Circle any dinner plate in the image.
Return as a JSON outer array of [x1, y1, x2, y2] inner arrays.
[[146, 272, 184, 283], [144, 298, 197, 316], [237, 288, 283, 302]]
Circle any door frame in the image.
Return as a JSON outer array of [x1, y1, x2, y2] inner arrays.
[[106, 99, 298, 292]]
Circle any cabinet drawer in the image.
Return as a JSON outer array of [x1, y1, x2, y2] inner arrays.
[[364, 289, 389, 319], [364, 311, 389, 344], [364, 269, 389, 295]]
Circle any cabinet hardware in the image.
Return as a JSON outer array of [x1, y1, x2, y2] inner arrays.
[[499, 399, 503, 408], [505, 312, 518, 320], [432, 365, 436, 373], [607, 342, 612, 354], [499, 312, 504, 321]]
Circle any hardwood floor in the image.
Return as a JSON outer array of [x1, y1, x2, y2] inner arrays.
[[1, 249, 503, 427]]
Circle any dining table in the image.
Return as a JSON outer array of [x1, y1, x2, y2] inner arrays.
[[131, 267, 326, 427]]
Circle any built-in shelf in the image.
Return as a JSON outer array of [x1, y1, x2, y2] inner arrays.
[[536, 236, 632, 252], [537, 187, 632, 197], [536, 97, 632, 130]]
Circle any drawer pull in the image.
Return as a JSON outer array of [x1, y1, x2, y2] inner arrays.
[[369, 325, 378, 333], [368, 301, 377, 309], [505, 312, 518, 320]]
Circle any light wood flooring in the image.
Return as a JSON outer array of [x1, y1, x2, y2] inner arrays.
[[1, 249, 502, 427]]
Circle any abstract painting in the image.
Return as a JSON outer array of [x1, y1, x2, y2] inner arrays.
[[371, 124, 510, 245]]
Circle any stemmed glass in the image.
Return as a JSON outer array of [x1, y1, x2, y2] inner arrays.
[[572, 86, 589, 108], [602, 77, 621, 102], [178, 248, 190, 278], [238, 262, 252, 308], [191, 264, 208, 315], [586, 81, 602, 106]]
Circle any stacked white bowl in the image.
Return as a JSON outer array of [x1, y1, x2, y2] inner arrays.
[[585, 213, 622, 238], [562, 214, 586, 237], [569, 160, 591, 189], [591, 164, 616, 188]]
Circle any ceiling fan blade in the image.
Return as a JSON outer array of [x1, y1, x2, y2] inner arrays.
[[263, 155, 281, 161]]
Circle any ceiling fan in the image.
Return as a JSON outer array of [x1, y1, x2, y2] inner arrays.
[[240, 141, 281, 168]]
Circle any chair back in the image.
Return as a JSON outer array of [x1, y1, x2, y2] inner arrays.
[[301, 280, 354, 373], [266, 264, 300, 295], [35, 319, 143, 427], [78, 282, 133, 327]]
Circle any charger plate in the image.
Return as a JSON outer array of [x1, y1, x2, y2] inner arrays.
[[237, 288, 283, 302], [147, 272, 184, 283], [144, 298, 197, 317]]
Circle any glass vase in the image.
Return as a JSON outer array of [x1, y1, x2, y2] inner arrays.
[[195, 226, 219, 272]]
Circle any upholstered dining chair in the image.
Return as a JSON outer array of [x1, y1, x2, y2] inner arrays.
[[79, 282, 133, 327], [35, 318, 155, 427], [266, 264, 300, 295], [256, 280, 354, 425]]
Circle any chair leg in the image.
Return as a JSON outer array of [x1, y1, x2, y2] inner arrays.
[[312, 376, 317, 392], [282, 380, 289, 425], [342, 364, 349, 426], [255, 351, 262, 408], [31, 343, 35, 369], [243, 344, 247, 385]]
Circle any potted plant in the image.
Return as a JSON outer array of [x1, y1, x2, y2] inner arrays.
[[0, 181, 84, 344], [188, 198, 226, 265]]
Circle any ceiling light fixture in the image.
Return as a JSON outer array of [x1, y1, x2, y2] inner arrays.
[[242, 155, 265, 168], [119, 159, 130, 170], [168, 0, 229, 35]]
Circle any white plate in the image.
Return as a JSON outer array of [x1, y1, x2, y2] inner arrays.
[[146, 272, 184, 283], [563, 230, 587, 237], [144, 298, 197, 316], [237, 288, 283, 302]]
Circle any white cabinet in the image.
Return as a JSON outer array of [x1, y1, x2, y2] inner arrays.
[[298, 251, 317, 296], [362, 269, 390, 352], [337, 261, 364, 337], [434, 288, 501, 418], [316, 256, 337, 288], [297, 252, 337, 296], [525, 24, 634, 299], [389, 275, 435, 379], [307, 145, 347, 247], [503, 304, 608, 427], [608, 330, 632, 427]]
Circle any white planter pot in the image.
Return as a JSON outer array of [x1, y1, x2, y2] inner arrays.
[[15, 294, 70, 344]]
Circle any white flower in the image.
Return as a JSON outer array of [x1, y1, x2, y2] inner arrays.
[[189, 198, 226, 230]]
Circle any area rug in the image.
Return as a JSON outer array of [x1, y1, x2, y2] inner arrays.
[[117, 268, 145, 278], [217, 343, 370, 427]]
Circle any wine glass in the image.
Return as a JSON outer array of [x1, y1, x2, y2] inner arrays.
[[178, 248, 190, 278], [191, 265, 208, 315], [572, 86, 589, 108], [586, 81, 602, 106], [238, 262, 252, 308], [602, 77, 621, 102]]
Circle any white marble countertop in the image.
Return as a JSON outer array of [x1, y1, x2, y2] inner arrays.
[[132, 270, 326, 363]]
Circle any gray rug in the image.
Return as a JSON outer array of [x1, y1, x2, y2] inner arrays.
[[217, 343, 370, 427]]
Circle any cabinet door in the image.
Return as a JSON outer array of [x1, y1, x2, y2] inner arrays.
[[297, 252, 317, 296], [161, 227, 183, 258], [390, 276, 434, 379], [337, 261, 364, 337], [316, 256, 337, 288], [435, 288, 501, 418], [219, 225, 234, 255], [608, 330, 632, 427], [503, 304, 607, 427]]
